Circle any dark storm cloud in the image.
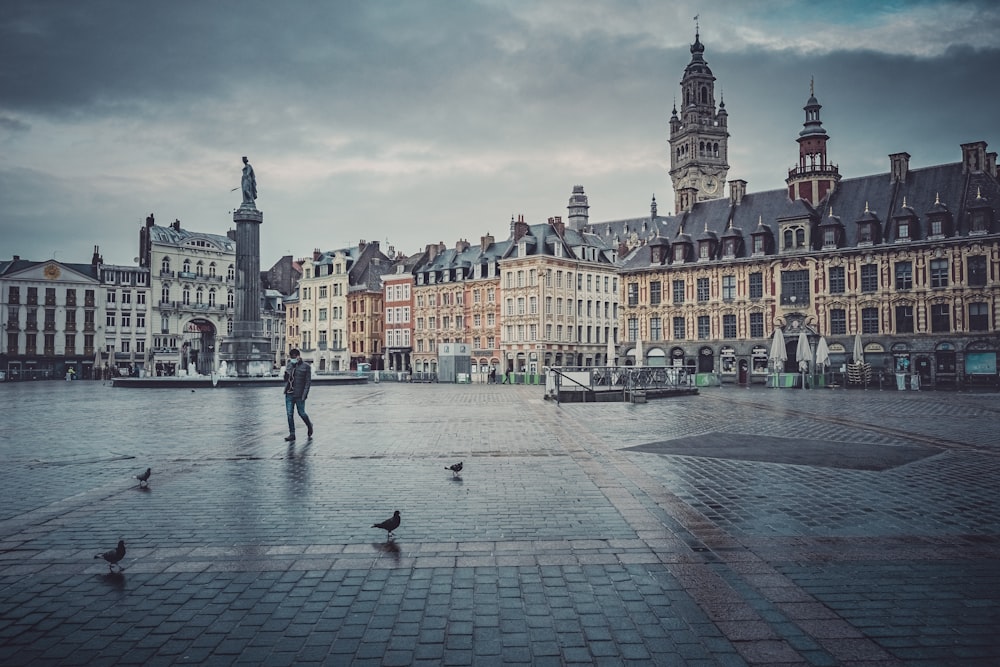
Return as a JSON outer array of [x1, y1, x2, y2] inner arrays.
[[2, 0, 1000, 266]]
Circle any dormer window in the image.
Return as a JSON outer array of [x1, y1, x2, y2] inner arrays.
[[699, 243, 710, 260], [781, 224, 808, 251], [897, 221, 909, 240], [752, 236, 765, 255], [823, 228, 837, 248], [930, 219, 943, 237], [858, 225, 873, 244], [723, 239, 737, 258], [674, 245, 686, 262]]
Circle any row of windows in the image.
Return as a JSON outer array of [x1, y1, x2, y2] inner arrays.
[[630, 275, 762, 306], [504, 269, 618, 293], [627, 255, 989, 308], [5, 333, 137, 353], [7, 287, 97, 306], [159, 285, 233, 308], [106, 290, 148, 305], [105, 312, 148, 328], [416, 316, 466, 330], [160, 258, 234, 279], [416, 292, 465, 307], [625, 301, 991, 341], [301, 284, 344, 300], [500, 323, 614, 344], [504, 297, 617, 320]]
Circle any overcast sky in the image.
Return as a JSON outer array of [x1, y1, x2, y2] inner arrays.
[[3, 0, 999, 268]]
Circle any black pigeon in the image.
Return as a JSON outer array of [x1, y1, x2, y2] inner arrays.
[[94, 539, 126, 571], [372, 510, 401, 538], [134, 468, 151, 486], [446, 461, 463, 477]]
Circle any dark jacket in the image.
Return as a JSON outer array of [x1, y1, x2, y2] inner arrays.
[[284, 359, 311, 399]]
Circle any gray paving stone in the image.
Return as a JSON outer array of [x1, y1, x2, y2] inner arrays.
[[1, 383, 998, 664]]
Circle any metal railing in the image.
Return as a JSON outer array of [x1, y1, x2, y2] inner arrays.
[[548, 365, 691, 404]]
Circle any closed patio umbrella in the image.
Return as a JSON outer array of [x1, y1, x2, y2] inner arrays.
[[815, 337, 830, 370], [634, 337, 643, 367], [769, 327, 786, 387], [606, 334, 616, 367], [796, 331, 811, 372], [852, 333, 864, 364], [796, 331, 811, 389]]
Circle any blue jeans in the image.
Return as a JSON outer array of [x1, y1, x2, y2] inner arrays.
[[285, 394, 313, 436]]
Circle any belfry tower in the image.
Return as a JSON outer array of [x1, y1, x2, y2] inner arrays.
[[785, 79, 841, 206], [669, 26, 730, 213]]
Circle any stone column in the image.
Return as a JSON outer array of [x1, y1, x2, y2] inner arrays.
[[218, 205, 272, 377]]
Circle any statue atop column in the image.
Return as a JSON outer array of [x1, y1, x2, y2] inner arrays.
[[241, 156, 257, 208]]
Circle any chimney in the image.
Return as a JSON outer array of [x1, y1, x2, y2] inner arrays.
[[551, 215, 565, 236], [358, 239, 367, 251], [513, 214, 530, 241], [13, 255, 19, 261], [426, 243, 438, 262], [728, 179, 748, 205], [986, 152, 998, 179], [313, 248, 321, 262], [456, 238, 470, 252], [676, 187, 698, 214], [171, 218, 181, 231], [145, 213, 155, 228], [480, 232, 494, 252], [889, 152, 910, 184], [91, 245, 102, 268], [227, 229, 236, 241], [961, 141, 988, 174], [388, 244, 395, 258]]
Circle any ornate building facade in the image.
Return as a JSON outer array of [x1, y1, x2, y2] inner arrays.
[[601, 31, 1000, 388], [1, 254, 102, 380], [140, 215, 236, 376]]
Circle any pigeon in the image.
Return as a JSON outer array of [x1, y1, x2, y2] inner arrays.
[[372, 510, 401, 538], [94, 539, 126, 571], [134, 468, 151, 486], [446, 461, 463, 477]]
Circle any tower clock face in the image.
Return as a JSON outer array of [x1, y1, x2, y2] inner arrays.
[[703, 176, 719, 194]]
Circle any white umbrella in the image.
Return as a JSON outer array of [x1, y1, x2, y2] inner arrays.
[[634, 337, 643, 367], [606, 333, 616, 367], [796, 331, 810, 389], [769, 327, 786, 387], [815, 337, 830, 370], [796, 331, 811, 373], [769, 328, 786, 368], [853, 333, 864, 365]]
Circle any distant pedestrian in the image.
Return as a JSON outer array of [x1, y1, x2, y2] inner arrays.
[[283, 349, 313, 442]]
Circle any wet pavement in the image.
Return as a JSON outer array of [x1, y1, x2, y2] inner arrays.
[[0, 380, 998, 666]]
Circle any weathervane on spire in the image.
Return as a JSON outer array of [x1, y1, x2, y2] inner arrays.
[[810, 75, 815, 97], [693, 14, 700, 33]]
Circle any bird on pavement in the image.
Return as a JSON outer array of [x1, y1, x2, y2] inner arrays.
[[134, 468, 151, 486], [94, 539, 126, 572], [372, 511, 401, 539], [446, 461, 463, 477]]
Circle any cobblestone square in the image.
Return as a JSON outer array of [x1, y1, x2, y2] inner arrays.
[[1, 381, 998, 665]]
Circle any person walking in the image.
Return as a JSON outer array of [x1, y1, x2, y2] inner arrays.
[[283, 349, 313, 442]]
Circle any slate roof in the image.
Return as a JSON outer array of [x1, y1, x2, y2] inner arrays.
[[587, 158, 998, 272], [147, 225, 235, 252], [0, 258, 99, 280]]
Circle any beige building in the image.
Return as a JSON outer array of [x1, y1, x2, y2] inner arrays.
[[295, 241, 390, 372], [500, 215, 619, 375]]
